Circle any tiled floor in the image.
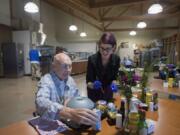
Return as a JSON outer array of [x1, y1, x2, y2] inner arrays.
[[0, 74, 87, 128]]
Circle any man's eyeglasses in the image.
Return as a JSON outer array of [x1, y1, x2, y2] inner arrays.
[[99, 47, 113, 53], [60, 63, 72, 70]]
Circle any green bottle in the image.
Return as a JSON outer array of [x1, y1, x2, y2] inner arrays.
[[138, 110, 148, 135], [123, 116, 130, 135]]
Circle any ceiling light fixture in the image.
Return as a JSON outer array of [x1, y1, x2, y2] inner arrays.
[[80, 32, 87, 37], [79, 17, 87, 37], [69, 25, 78, 31], [137, 21, 147, 28], [148, 4, 163, 14], [129, 31, 137, 36], [24, 2, 39, 13]]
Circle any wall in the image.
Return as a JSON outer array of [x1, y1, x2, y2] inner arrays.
[[11, 0, 57, 45], [39, 1, 169, 58], [0, 0, 11, 77], [41, 1, 59, 46], [59, 31, 162, 58], [60, 42, 97, 53], [162, 18, 178, 38], [60, 32, 160, 59], [115, 31, 162, 59], [40, 1, 101, 44], [11, 0, 40, 30], [39, 1, 162, 53], [13, 31, 31, 74], [40, 1, 100, 51], [0, 24, 12, 43], [0, 24, 12, 76], [0, 0, 10, 26]]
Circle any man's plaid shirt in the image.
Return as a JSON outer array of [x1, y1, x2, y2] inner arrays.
[[36, 71, 79, 119]]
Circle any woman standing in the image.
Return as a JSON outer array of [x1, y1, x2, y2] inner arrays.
[[86, 32, 120, 102]]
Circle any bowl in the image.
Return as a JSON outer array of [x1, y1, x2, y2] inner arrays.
[[67, 96, 95, 109], [64, 96, 95, 130]]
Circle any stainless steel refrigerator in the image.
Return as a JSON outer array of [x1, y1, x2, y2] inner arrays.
[[2, 42, 24, 77]]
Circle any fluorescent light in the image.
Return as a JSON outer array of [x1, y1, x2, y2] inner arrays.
[[24, 2, 39, 13], [129, 31, 136, 36], [148, 4, 163, 14], [80, 32, 87, 37], [69, 25, 78, 31], [137, 21, 147, 28]]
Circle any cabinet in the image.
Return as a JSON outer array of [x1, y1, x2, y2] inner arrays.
[[71, 60, 87, 75], [13, 31, 31, 75], [2, 43, 24, 77]]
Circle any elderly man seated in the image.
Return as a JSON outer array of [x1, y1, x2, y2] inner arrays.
[[35, 53, 98, 127]]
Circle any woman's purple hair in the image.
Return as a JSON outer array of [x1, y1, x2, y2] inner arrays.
[[99, 32, 117, 47]]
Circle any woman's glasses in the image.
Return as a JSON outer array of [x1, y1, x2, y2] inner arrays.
[[99, 46, 113, 53]]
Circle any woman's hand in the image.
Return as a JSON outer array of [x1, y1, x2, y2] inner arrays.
[[87, 82, 94, 89]]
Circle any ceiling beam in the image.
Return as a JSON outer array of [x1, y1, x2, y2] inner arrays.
[[98, 7, 112, 28], [43, 0, 99, 21], [102, 11, 180, 21], [64, 0, 99, 21], [69, 0, 89, 8], [102, 7, 112, 17], [43, 0, 103, 31], [105, 26, 178, 32], [98, 8, 103, 18], [163, 4, 180, 14], [88, 0, 95, 8], [163, 0, 180, 4], [90, 0, 146, 8], [104, 6, 131, 28]]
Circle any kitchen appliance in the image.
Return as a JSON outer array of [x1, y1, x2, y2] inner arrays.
[[2, 42, 24, 77]]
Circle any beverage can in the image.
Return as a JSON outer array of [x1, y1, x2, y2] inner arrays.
[[107, 102, 116, 111], [149, 102, 154, 112], [93, 109, 101, 131], [168, 78, 173, 88], [146, 92, 152, 104], [116, 113, 122, 128]]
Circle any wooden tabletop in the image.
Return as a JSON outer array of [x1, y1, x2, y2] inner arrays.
[[149, 78, 180, 96], [0, 98, 180, 135]]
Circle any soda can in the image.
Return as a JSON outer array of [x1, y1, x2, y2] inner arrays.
[[116, 113, 122, 128], [107, 102, 116, 111], [93, 109, 101, 131], [149, 102, 154, 112]]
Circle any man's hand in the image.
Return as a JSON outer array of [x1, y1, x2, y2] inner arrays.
[[60, 107, 98, 127]]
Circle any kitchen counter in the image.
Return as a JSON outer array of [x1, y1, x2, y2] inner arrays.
[[71, 60, 88, 75], [72, 59, 88, 62]]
